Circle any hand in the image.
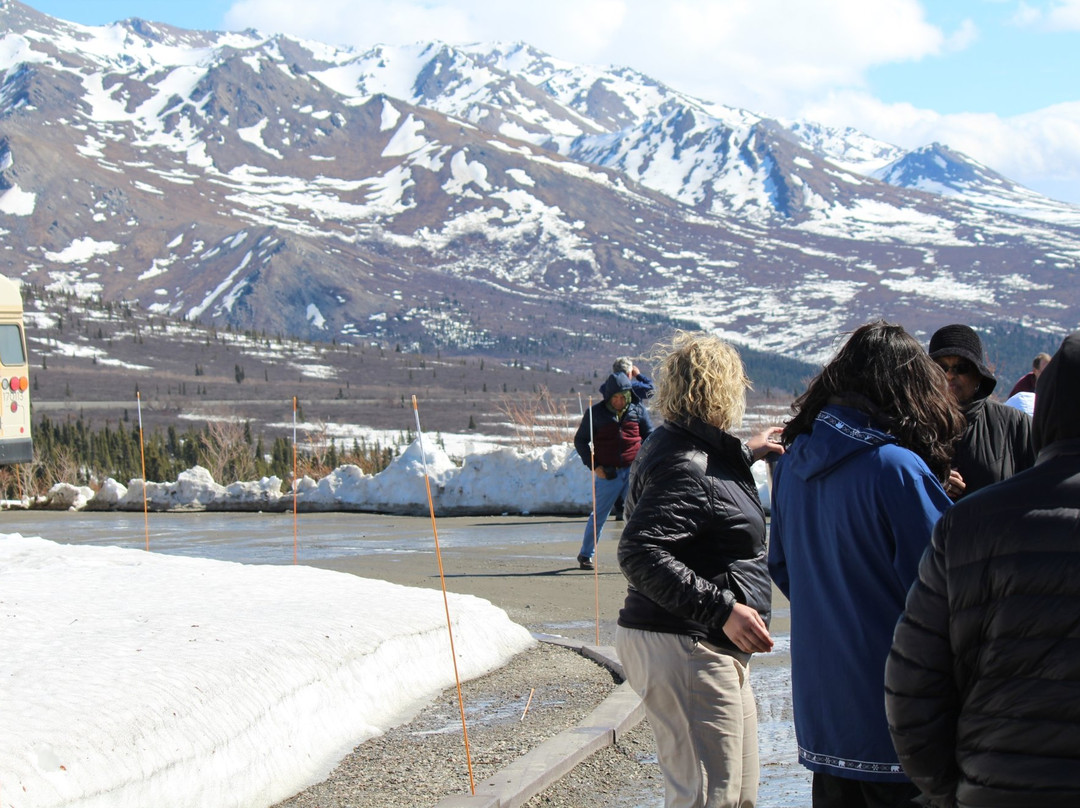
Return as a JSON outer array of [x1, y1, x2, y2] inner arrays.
[[722, 602, 774, 654], [945, 469, 965, 500], [746, 426, 785, 462], [594, 466, 614, 480], [630, 364, 640, 379]]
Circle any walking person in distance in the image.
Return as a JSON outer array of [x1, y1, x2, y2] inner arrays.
[[607, 355, 654, 521], [573, 369, 653, 569]]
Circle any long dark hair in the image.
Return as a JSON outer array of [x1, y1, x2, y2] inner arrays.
[[781, 321, 963, 480]]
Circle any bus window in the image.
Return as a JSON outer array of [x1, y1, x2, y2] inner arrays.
[[0, 324, 25, 369], [0, 324, 26, 365], [0, 323, 25, 366]]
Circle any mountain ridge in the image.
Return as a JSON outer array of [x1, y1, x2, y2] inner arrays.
[[1, 0, 1076, 371]]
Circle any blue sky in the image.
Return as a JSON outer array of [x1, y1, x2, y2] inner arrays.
[[25, 0, 1080, 204], [871, 2, 1069, 116]]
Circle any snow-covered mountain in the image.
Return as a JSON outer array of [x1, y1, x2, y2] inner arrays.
[[1, 0, 1077, 365], [870, 142, 1080, 227]]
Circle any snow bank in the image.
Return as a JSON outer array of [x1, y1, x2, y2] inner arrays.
[[41, 482, 96, 510], [0, 534, 534, 808], [34, 438, 773, 515]]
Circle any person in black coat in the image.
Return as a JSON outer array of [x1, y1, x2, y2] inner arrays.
[[615, 331, 780, 808], [885, 331, 1080, 808], [928, 324, 1035, 499]]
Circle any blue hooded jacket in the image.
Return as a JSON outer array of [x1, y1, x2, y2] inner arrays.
[[769, 405, 951, 782]]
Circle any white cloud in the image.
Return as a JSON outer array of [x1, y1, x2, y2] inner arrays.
[[946, 17, 980, 50], [800, 91, 1080, 201], [225, 0, 627, 53], [608, 0, 950, 116], [1009, 2, 1043, 27], [1048, 0, 1080, 28], [1011, 0, 1080, 30], [224, 0, 947, 114]]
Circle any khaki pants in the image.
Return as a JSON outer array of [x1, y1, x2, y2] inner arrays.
[[617, 626, 759, 808]]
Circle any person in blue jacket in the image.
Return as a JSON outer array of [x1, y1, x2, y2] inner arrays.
[[574, 371, 653, 569], [607, 357, 654, 520], [768, 321, 964, 808]]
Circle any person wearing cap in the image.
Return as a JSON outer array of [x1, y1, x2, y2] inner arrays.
[[927, 324, 1034, 499], [573, 370, 654, 569], [886, 332, 1080, 807], [609, 356, 655, 403]]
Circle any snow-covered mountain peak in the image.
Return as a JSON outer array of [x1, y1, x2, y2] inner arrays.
[[784, 119, 905, 175], [1, 0, 1078, 368]]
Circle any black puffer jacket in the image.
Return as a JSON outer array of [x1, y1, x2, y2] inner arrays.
[[886, 332, 1080, 808], [953, 395, 1034, 497], [616, 419, 771, 662]]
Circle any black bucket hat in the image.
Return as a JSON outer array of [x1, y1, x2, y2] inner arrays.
[[928, 324, 997, 396]]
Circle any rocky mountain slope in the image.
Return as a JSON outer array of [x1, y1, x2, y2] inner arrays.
[[1, 0, 1077, 370], [20, 282, 807, 455]]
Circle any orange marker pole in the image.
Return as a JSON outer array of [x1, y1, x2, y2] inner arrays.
[[137, 391, 149, 551], [520, 688, 535, 722], [412, 394, 476, 794], [587, 398, 600, 644], [292, 396, 299, 564]]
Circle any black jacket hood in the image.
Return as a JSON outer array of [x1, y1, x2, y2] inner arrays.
[[1033, 332, 1080, 452]]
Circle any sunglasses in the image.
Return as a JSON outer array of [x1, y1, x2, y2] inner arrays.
[[936, 360, 976, 376]]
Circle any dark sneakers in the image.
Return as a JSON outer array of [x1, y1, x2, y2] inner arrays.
[[577, 554, 595, 570]]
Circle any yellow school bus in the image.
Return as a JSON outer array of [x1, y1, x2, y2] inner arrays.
[[0, 275, 32, 464]]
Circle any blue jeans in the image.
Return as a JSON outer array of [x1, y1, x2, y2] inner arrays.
[[578, 466, 630, 559]]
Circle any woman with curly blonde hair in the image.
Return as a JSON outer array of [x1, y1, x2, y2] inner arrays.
[[650, 331, 750, 429], [616, 331, 782, 808]]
